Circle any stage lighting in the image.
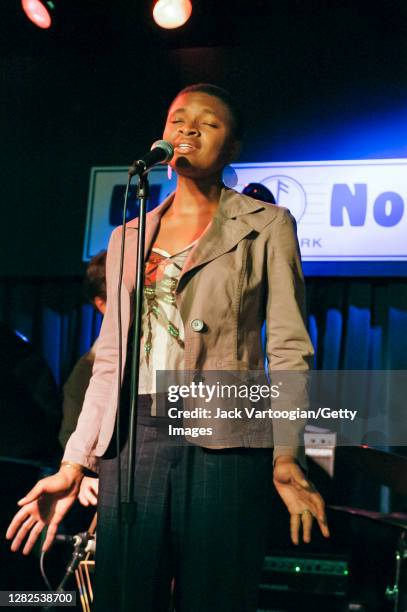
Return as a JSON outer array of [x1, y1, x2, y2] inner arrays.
[[153, 0, 192, 30], [21, 0, 54, 29]]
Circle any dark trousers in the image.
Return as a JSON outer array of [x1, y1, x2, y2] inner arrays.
[[94, 395, 273, 612]]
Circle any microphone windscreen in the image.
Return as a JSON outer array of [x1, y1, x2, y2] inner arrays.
[[151, 140, 174, 162]]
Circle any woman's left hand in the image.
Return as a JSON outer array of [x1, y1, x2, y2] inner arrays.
[[78, 477, 99, 507], [273, 456, 330, 545]]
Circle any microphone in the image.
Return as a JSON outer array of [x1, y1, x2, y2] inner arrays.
[[129, 140, 174, 177], [52, 532, 96, 594], [55, 534, 76, 544]]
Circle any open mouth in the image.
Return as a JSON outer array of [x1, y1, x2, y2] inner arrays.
[[175, 143, 197, 154]]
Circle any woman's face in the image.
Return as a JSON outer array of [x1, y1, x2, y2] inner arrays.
[[163, 91, 239, 179]]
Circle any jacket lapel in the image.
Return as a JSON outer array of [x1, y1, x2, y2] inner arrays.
[[124, 187, 278, 294], [122, 193, 174, 291], [126, 192, 175, 260], [176, 187, 274, 293]]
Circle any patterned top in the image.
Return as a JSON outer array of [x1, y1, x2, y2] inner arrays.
[[138, 239, 198, 402]]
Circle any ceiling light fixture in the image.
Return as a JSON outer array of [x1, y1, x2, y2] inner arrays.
[[153, 0, 192, 30], [21, 0, 54, 29]]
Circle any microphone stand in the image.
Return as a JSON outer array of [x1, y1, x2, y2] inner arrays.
[[120, 170, 149, 612]]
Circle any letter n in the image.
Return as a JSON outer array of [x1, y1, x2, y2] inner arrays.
[[330, 184, 367, 226]]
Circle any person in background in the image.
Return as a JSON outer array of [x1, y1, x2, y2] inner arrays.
[[58, 251, 106, 507]]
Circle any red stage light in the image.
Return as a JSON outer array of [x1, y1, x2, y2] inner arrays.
[[21, 0, 52, 29], [153, 0, 192, 30]]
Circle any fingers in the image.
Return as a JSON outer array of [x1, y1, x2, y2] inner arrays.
[[9, 515, 36, 552], [294, 480, 328, 527], [79, 478, 99, 507], [7, 504, 46, 554], [79, 491, 97, 507], [304, 499, 329, 539], [290, 513, 301, 545], [291, 511, 314, 544], [315, 495, 327, 524], [18, 481, 45, 506], [78, 494, 88, 507], [307, 491, 329, 536], [316, 511, 330, 539], [292, 502, 330, 543], [90, 480, 99, 496], [301, 511, 313, 543], [6, 506, 31, 541], [42, 521, 58, 552], [87, 488, 98, 505], [22, 521, 44, 555], [277, 465, 331, 543], [297, 496, 330, 541]]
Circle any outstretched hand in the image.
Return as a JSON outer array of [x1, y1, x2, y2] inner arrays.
[[6, 469, 83, 555], [273, 456, 330, 545]]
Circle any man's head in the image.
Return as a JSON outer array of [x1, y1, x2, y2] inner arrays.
[[84, 251, 107, 315]]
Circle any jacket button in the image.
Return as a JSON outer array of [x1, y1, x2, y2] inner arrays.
[[191, 318, 205, 332]]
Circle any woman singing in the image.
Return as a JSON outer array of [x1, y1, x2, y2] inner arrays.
[[7, 83, 329, 612]]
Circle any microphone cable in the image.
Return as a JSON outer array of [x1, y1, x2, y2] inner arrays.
[[39, 532, 96, 611], [40, 550, 54, 592]]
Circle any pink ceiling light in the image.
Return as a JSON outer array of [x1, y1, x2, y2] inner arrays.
[[21, 0, 53, 29]]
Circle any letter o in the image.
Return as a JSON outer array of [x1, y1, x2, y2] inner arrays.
[[373, 191, 404, 227]]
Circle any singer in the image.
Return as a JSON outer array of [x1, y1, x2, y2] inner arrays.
[[6, 84, 329, 612]]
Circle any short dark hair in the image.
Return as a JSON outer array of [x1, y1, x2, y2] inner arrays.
[[84, 250, 107, 303], [173, 83, 244, 140]]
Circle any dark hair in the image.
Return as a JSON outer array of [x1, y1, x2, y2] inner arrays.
[[173, 83, 244, 140], [84, 250, 107, 303]]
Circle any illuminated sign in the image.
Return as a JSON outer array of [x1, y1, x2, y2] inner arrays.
[[84, 159, 407, 275]]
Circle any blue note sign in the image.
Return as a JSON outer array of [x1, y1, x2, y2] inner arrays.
[[84, 159, 407, 276]]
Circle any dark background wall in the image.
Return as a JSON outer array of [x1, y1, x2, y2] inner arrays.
[[1, 0, 406, 276]]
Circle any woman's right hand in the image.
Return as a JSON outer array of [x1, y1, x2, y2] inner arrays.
[[6, 467, 83, 555]]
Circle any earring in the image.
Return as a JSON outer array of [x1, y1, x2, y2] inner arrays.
[[167, 165, 173, 180], [222, 165, 238, 188]]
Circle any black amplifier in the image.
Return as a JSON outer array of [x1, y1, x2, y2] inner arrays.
[[258, 552, 349, 612]]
